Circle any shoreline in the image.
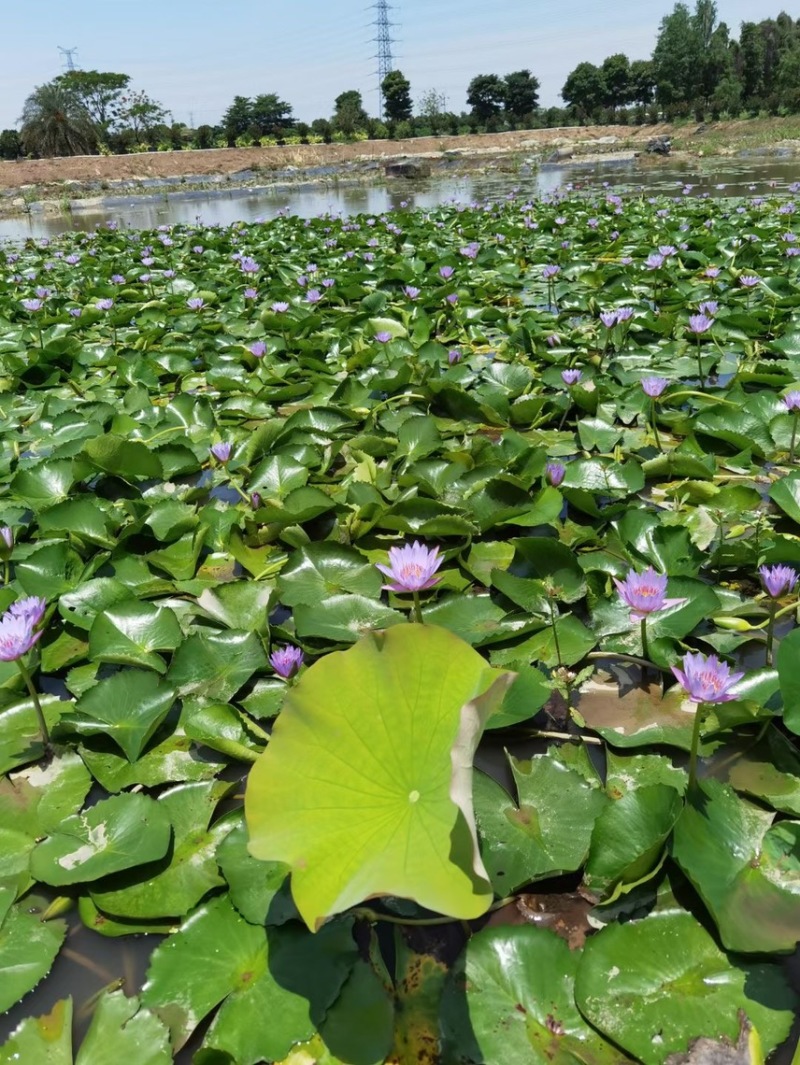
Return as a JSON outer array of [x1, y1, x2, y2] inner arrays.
[[2, 116, 800, 222]]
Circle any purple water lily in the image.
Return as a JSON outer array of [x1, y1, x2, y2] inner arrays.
[[448, 350, 462, 365], [403, 286, 420, 300], [438, 266, 455, 280], [243, 287, 258, 300], [0, 611, 43, 662], [21, 299, 43, 312], [249, 341, 267, 358], [545, 461, 566, 487], [306, 289, 322, 304], [616, 307, 634, 323], [0, 527, 13, 553], [760, 564, 798, 598], [739, 274, 760, 288], [642, 377, 669, 397], [561, 368, 582, 386], [698, 300, 718, 316], [187, 297, 205, 310], [446, 293, 459, 305], [270, 645, 304, 679], [784, 391, 800, 411], [542, 264, 560, 280], [96, 298, 114, 311], [672, 651, 743, 704], [614, 567, 686, 622], [210, 442, 232, 464], [599, 311, 618, 328], [376, 541, 443, 594], [688, 314, 713, 334], [9, 596, 46, 628], [374, 331, 393, 344], [705, 266, 721, 278], [271, 302, 289, 313]]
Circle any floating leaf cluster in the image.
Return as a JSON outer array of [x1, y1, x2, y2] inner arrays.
[[0, 180, 800, 1061]]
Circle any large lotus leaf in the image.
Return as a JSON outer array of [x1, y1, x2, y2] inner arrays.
[[671, 778, 800, 952], [474, 745, 608, 894], [30, 792, 172, 886], [66, 670, 177, 762], [574, 909, 796, 1065], [388, 931, 448, 1065], [0, 897, 67, 1013], [90, 780, 235, 919], [75, 990, 172, 1065], [143, 895, 356, 1056], [0, 998, 72, 1064], [441, 925, 626, 1065], [88, 600, 183, 672], [246, 624, 514, 930]]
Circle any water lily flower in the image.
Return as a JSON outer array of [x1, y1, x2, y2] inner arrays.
[[739, 274, 760, 287], [0, 527, 13, 554], [783, 391, 800, 411], [306, 289, 322, 303], [96, 298, 114, 311], [448, 350, 462, 364], [616, 307, 634, 322], [438, 266, 455, 280], [546, 334, 561, 347], [68, 308, 82, 318], [642, 377, 669, 397], [270, 645, 304, 679], [759, 564, 798, 598], [688, 314, 713, 334], [545, 461, 566, 487], [0, 610, 43, 662], [403, 285, 420, 300], [187, 297, 205, 310], [704, 266, 721, 278], [21, 299, 43, 312], [542, 264, 560, 280], [599, 311, 618, 328], [271, 302, 289, 313], [9, 596, 46, 628], [250, 492, 262, 510], [561, 368, 582, 386], [210, 442, 232, 464], [111, 274, 126, 284], [322, 278, 335, 288], [645, 253, 664, 270], [376, 541, 443, 594], [374, 331, 393, 344], [698, 300, 718, 316], [671, 651, 743, 704], [249, 341, 267, 358], [243, 287, 258, 299], [613, 567, 685, 622], [446, 293, 459, 305]]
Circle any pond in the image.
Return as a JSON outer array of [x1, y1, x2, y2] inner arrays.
[[1, 153, 800, 242]]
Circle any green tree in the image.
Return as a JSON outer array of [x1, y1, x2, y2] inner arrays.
[[416, 89, 448, 134], [222, 96, 252, 146], [737, 22, 766, 101], [332, 90, 368, 137], [382, 70, 412, 122], [652, 2, 702, 104], [629, 59, 655, 104], [711, 73, 743, 115], [503, 69, 540, 120], [466, 74, 506, 122], [249, 93, 294, 137], [19, 80, 98, 157], [117, 90, 168, 141], [0, 129, 21, 159], [54, 70, 130, 136], [601, 54, 631, 109], [561, 62, 606, 117]]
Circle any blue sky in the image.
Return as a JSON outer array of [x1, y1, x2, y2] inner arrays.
[[0, 0, 770, 131]]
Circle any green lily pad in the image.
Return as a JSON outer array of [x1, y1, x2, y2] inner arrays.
[[0, 998, 72, 1064], [246, 624, 513, 929], [574, 908, 796, 1064], [88, 600, 183, 672], [0, 897, 67, 1013], [75, 989, 172, 1065], [66, 670, 176, 762]]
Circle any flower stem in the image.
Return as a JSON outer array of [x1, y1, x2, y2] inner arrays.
[[650, 398, 662, 451], [765, 599, 778, 667], [549, 601, 563, 667], [640, 617, 651, 662], [15, 658, 49, 749], [790, 411, 798, 465], [696, 336, 704, 387], [688, 701, 706, 791], [412, 591, 423, 624]]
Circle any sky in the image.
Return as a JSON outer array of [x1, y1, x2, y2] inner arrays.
[[0, 0, 772, 131]]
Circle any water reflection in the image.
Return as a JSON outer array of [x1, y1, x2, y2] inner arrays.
[[2, 155, 799, 242]]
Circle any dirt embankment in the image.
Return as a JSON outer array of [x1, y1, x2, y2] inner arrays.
[[0, 123, 678, 190]]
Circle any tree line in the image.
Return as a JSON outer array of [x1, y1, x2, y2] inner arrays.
[[3, 2, 799, 159]]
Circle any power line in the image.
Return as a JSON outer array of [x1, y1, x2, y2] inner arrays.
[[57, 46, 79, 72], [371, 0, 397, 118]]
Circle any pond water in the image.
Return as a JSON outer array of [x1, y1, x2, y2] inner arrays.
[[2, 154, 800, 243]]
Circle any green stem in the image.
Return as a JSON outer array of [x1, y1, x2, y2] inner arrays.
[[765, 599, 778, 667], [2, 560, 8, 586], [640, 617, 651, 663], [688, 701, 706, 791], [412, 591, 423, 624], [549, 601, 563, 667], [790, 411, 798, 465], [696, 336, 704, 387], [650, 398, 662, 451], [15, 658, 49, 749]]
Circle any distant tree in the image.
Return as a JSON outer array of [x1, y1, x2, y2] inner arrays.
[[117, 90, 168, 141], [55, 70, 130, 136], [561, 62, 606, 117], [19, 81, 98, 157], [194, 124, 216, 149], [382, 70, 413, 122], [736, 22, 766, 102], [711, 73, 743, 115], [0, 129, 21, 160], [629, 59, 655, 104], [652, 2, 702, 104], [601, 54, 631, 109], [222, 96, 253, 146], [332, 90, 368, 136], [466, 74, 506, 121], [503, 69, 540, 120], [311, 117, 334, 143], [249, 93, 294, 137], [416, 89, 448, 133]]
